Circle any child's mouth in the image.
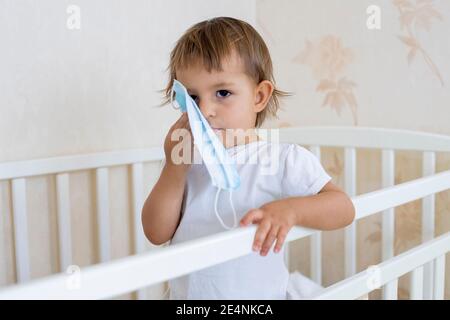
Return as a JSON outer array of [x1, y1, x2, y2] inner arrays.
[[212, 127, 224, 133]]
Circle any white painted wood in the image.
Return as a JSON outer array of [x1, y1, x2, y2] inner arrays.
[[383, 280, 398, 300], [309, 146, 322, 285], [2, 127, 449, 181], [11, 178, 30, 283], [409, 266, 424, 300], [96, 168, 110, 263], [352, 171, 450, 221], [381, 150, 395, 260], [3, 170, 447, 299], [381, 149, 395, 299], [131, 163, 146, 300], [310, 233, 321, 285], [2, 164, 448, 296], [157, 159, 170, 300], [344, 147, 356, 277], [277, 127, 450, 152], [422, 152, 436, 242], [283, 243, 290, 273], [422, 151, 435, 300], [314, 232, 450, 300], [433, 255, 445, 300], [2, 224, 448, 300], [132, 163, 145, 255], [0, 148, 165, 180], [0, 127, 449, 299], [56, 173, 72, 271]]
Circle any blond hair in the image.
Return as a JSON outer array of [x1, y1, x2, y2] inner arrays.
[[159, 17, 291, 128]]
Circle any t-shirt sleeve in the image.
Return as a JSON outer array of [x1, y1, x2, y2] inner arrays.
[[281, 144, 332, 198]]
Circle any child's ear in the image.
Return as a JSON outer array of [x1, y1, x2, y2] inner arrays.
[[253, 80, 274, 113]]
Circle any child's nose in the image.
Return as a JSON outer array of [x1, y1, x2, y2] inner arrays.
[[198, 100, 217, 118]]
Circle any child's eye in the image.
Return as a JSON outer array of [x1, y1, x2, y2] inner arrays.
[[216, 90, 231, 98], [189, 95, 198, 102]]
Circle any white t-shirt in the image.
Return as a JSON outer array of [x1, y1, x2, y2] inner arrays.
[[169, 140, 332, 299]]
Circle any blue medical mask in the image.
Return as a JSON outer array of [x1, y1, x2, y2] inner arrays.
[[170, 79, 241, 230]]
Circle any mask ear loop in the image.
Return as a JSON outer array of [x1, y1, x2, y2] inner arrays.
[[214, 187, 238, 230], [170, 85, 181, 111]]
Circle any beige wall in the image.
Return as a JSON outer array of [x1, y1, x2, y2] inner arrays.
[[0, 0, 449, 299]]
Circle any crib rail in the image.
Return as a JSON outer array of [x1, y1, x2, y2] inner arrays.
[[313, 231, 449, 300], [0, 127, 449, 299], [0, 148, 165, 299], [275, 126, 450, 152], [277, 127, 450, 297], [0, 170, 448, 299]]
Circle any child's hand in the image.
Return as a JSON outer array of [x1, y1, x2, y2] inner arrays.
[[239, 200, 297, 256], [164, 113, 194, 171]]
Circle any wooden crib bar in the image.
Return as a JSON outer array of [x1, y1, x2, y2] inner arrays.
[[0, 170, 448, 299], [409, 265, 424, 300], [310, 146, 322, 285], [1, 127, 449, 299], [131, 162, 147, 300], [96, 167, 110, 263], [314, 232, 449, 300], [422, 151, 436, 299], [56, 173, 72, 272], [381, 149, 395, 299], [433, 255, 446, 300], [344, 147, 357, 278], [11, 178, 29, 283]]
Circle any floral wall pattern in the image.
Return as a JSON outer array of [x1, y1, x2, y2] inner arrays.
[[393, 0, 444, 86], [293, 36, 359, 125]]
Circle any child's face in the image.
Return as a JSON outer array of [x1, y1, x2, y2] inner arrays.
[[176, 51, 272, 148]]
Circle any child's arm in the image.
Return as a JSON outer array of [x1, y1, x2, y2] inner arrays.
[[141, 164, 188, 245], [240, 181, 355, 256], [141, 113, 192, 245]]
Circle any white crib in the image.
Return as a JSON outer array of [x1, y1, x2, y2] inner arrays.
[[0, 126, 449, 300]]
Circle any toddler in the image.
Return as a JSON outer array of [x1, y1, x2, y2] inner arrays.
[[142, 17, 355, 299]]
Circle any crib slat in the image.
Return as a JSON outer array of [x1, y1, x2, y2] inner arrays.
[[433, 255, 445, 300], [383, 279, 398, 300], [283, 137, 291, 270], [310, 146, 322, 285], [56, 173, 72, 271], [344, 147, 356, 277], [12, 178, 30, 283], [422, 151, 435, 300], [131, 162, 147, 300], [409, 266, 424, 299], [132, 163, 145, 255], [381, 149, 395, 261], [96, 168, 110, 262], [381, 149, 396, 300]]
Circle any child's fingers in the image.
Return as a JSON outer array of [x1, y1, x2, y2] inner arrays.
[[183, 116, 191, 131], [252, 220, 271, 252], [177, 113, 191, 133], [180, 114, 192, 143], [240, 209, 263, 226], [260, 226, 279, 256], [171, 114, 191, 140], [171, 113, 186, 131], [273, 228, 289, 253], [177, 113, 188, 127]]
